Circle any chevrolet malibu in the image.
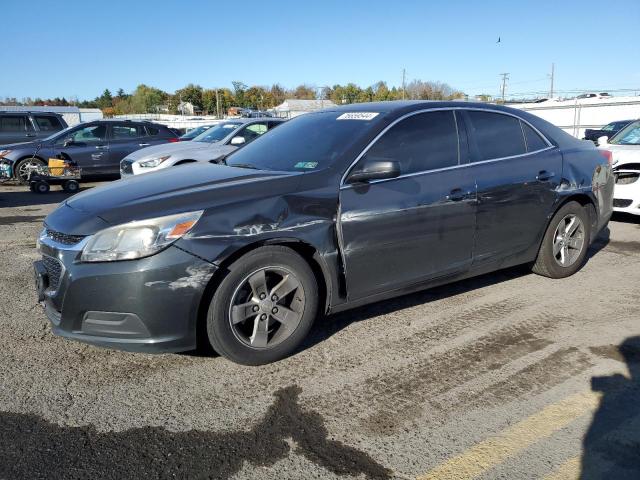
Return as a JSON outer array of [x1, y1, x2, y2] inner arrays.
[[35, 101, 614, 365]]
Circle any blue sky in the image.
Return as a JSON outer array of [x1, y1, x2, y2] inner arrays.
[[2, 0, 639, 100]]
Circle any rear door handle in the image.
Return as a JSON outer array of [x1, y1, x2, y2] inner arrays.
[[139, 143, 150, 147], [95, 145, 109, 150], [25, 133, 36, 137], [536, 170, 555, 181]]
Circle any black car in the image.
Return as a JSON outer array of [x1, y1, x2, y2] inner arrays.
[[35, 101, 614, 365], [0, 111, 68, 145], [584, 120, 635, 143], [1, 120, 178, 183]]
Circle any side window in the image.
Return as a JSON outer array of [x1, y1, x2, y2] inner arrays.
[[237, 123, 268, 143], [521, 122, 548, 152], [466, 111, 526, 161], [268, 121, 283, 130], [0, 115, 27, 132], [59, 124, 107, 144], [145, 126, 159, 136], [112, 124, 144, 139], [34, 115, 63, 131], [364, 110, 459, 175]]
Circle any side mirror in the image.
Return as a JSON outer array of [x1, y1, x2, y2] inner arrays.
[[597, 135, 609, 146], [230, 136, 245, 146], [346, 159, 401, 184], [63, 137, 74, 147]]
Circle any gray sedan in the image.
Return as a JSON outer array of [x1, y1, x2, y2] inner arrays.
[[120, 117, 284, 176]]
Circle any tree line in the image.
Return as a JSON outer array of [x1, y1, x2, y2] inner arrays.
[[0, 80, 465, 116]]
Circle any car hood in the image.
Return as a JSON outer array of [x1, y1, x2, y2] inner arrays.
[[0, 140, 40, 153], [44, 163, 301, 235], [125, 141, 217, 161]]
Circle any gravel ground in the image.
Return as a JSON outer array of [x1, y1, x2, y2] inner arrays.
[[1, 182, 639, 480]]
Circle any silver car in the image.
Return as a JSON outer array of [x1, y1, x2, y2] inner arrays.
[[120, 118, 284, 176]]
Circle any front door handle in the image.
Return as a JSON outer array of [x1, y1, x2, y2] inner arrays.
[[138, 143, 151, 147], [446, 188, 466, 201], [95, 145, 109, 150], [536, 170, 555, 181], [25, 133, 36, 137]]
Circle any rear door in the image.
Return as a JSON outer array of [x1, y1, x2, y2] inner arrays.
[[339, 110, 477, 300], [461, 110, 562, 265], [0, 114, 36, 144], [106, 123, 149, 174]]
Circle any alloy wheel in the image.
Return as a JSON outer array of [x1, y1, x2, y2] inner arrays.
[[228, 267, 305, 349], [17, 158, 44, 183], [552, 214, 585, 267]]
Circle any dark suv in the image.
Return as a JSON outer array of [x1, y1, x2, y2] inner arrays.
[[0, 111, 68, 145], [0, 120, 178, 183]]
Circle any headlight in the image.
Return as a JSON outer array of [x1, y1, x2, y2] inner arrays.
[[139, 155, 171, 168], [81, 210, 203, 262], [0, 149, 13, 158]]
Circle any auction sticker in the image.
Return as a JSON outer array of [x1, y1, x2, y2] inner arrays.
[[336, 112, 379, 120]]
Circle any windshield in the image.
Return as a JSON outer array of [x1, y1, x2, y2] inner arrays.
[[193, 122, 241, 143], [225, 111, 381, 172], [610, 121, 640, 145], [180, 126, 210, 139]]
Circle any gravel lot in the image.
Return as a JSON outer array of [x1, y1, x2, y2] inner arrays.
[[1, 181, 639, 480]]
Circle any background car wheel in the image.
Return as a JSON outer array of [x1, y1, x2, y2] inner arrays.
[[35, 181, 50, 194], [206, 246, 318, 365], [15, 157, 46, 184], [532, 201, 591, 278]]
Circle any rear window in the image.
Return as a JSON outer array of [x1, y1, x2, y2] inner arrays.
[[466, 111, 526, 161], [34, 115, 63, 131], [521, 122, 548, 152], [0, 115, 28, 132]]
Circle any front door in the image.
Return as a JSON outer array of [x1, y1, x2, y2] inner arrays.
[[339, 110, 477, 300], [55, 123, 109, 176], [106, 123, 149, 175]]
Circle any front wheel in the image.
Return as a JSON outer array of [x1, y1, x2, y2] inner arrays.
[[15, 157, 46, 184], [206, 246, 318, 365], [532, 201, 591, 278]]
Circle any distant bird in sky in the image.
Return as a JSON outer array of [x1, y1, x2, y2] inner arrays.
[[497, 36, 501, 43]]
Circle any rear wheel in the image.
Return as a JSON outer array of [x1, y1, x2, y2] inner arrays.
[[15, 157, 45, 184], [206, 246, 318, 365], [532, 201, 591, 278]]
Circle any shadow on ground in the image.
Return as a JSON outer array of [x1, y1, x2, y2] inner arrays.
[[0, 385, 391, 480], [582, 336, 640, 479]]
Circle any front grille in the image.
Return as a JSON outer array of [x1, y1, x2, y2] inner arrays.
[[613, 199, 633, 208], [42, 256, 62, 291], [121, 160, 133, 174], [45, 227, 84, 245], [615, 172, 639, 185]]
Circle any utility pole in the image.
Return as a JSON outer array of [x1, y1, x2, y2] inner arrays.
[[500, 73, 509, 103], [215, 89, 220, 118], [402, 69, 406, 100], [549, 63, 555, 99]]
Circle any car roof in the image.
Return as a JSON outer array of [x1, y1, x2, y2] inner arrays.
[[0, 110, 64, 116]]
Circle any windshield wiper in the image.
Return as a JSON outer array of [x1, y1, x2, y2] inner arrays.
[[229, 163, 259, 170]]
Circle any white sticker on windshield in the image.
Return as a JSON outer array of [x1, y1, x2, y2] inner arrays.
[[336, 112, 379, 121]]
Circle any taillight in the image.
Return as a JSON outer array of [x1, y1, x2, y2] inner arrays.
[[168, 138, 180, 143], [599, 149, 613, 166]]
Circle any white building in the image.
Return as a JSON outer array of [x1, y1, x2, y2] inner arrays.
[[272, 99, 337, 118]]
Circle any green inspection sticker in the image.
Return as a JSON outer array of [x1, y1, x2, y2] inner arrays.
[[294, 162, 318, 169]]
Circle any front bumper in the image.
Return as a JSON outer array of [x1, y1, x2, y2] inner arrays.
[[37, 234, 217, 353], [612, 174, 640, 216]]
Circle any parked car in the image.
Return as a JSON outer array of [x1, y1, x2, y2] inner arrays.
[[120, 118, 283, 177], [35, 101, 613, 365], [0, 111, 68, 145], [0, 120, 178, 183], [179, 125, 216, 141], [584, 120, 634, 143], [598, 120, 640, 215]]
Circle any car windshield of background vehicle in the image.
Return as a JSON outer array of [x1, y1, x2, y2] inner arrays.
[[193, 123, 241, 143], [225, 111, 379, 172], [610, 122, 640, 145]]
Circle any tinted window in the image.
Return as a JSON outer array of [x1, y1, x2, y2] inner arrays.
[[363, 111, 459, 175], [34, 115, 62, 131], [146, 126, 159, 136], [112, 124, 144, 139], [0, 115, 26, 132], [521, 122, 548, 151], [467, 111, 526, 161]]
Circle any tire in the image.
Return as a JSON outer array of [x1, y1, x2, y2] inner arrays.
[[206, 246, 318, 365], [15, 157, 46, 184], [29, 181, 36, 192], [532, 201, 591, 278], [63, 180, 79, 193], [35, 181, 50, 194]]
